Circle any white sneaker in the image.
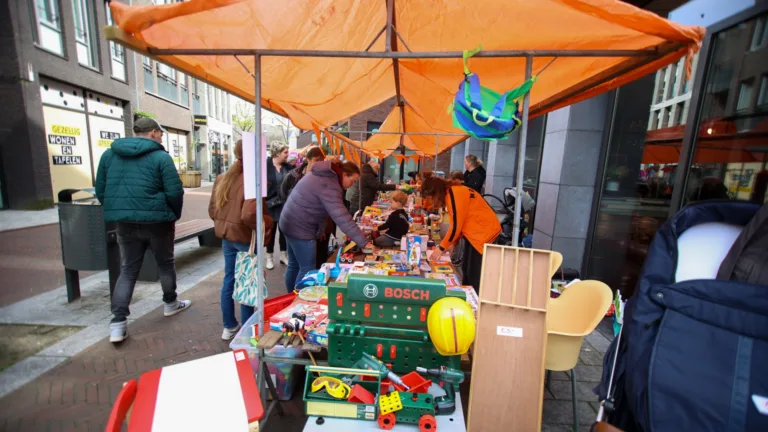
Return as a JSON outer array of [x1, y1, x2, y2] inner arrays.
[[222, 324, 241, 340], [110, 321, 127, 343], [266, 254, 275, 270], [280, 251, 289, 265], [163, 299, 192, 317]]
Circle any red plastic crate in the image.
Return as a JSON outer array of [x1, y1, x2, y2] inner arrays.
[[253, 292, 298, 334], [393, 371, 432, 394]]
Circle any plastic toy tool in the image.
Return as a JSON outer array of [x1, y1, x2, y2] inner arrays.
[[354, 352, 410, 391], [416, 366, 465, 414]]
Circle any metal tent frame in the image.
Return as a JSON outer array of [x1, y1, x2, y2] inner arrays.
[[106, 0, 687, 427]]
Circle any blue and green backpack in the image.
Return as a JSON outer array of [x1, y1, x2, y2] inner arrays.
[[452, 46, 536, 141]]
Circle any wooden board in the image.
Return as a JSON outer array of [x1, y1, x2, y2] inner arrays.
[[467, 245, 562, 432]]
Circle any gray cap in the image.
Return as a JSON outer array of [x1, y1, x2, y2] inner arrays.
[[133, 117, 167, 134]]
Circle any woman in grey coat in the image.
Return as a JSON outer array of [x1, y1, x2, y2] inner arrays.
[[279, 160, 373, 291]]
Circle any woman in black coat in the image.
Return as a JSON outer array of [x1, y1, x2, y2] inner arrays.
[[265, 144, 294, 270], [463, 154, 486, 193]]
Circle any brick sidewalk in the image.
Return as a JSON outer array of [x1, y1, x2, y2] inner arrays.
[[0, 264, 291, 432]]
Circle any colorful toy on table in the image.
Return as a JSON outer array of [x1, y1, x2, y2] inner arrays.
[[432, 264, 453, 274], [295, 269, 327, 289], [281, 312, 307, 337], [364, 254, 378, 264], [429, 273, 460, 287], [306, 317, 328, 346], [341, 252, 355, 263], [363, 206, 382, 217], [298, 285, 328, 303], [406, 234, 422, 266], [269, 300, 328, 331]]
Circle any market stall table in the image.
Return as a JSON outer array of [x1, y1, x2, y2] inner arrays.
[[126, 350, 263, 431], [303, 384, 466, 431]]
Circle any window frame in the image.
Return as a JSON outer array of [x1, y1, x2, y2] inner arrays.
[[72, 0, 100, 70], [31, 0, 65, 57]]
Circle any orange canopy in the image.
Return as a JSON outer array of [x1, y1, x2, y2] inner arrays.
[[107, 0, 704, 156]]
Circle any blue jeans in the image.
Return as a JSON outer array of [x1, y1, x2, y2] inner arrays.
[[285, 235, 317, 293], [221, 239, 255, 329]]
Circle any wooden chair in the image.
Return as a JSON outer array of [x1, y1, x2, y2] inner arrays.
[[545, 280, 612, 432], [105, 380, 137, 432]]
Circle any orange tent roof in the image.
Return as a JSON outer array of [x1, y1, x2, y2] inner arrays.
[[106, 0, 704, 156]]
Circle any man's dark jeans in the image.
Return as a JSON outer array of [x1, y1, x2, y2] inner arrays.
[[112, 222, 177, 323]]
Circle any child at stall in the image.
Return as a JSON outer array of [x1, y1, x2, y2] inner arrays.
[[374, 191, 410, 247]]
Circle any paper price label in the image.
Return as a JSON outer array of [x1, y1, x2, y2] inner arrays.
[[496, 326, 523, 338]]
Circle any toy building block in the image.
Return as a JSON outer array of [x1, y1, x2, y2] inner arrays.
[[347, 384, 375, 404], [379, 391, 403, 415]]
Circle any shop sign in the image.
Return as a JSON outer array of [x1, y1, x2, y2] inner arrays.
[[194, 115, 208, 125], [48, 134, 77, 145], [52, 156, 82, 165], [98, 130, 121, 148], [51, 125, 80, 136]]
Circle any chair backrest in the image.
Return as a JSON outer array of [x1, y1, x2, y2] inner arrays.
[[545, 280, 612, 371], [548, 280, 612, 336], [105, 380, 137, 432]]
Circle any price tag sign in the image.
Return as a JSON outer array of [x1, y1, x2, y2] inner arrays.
[[496, 326, 523, 338]]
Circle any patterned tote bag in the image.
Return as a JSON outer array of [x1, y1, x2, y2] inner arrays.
[[233, 230, 267, 306]]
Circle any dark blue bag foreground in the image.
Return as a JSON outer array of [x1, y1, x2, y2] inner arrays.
[[596, 201, 768, 432]]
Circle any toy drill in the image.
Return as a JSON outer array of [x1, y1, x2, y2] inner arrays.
[[416, 366, 465, 414], [354, 352, 410, 391]]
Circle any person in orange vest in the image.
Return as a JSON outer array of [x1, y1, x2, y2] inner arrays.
[[422, 177, 501, 291]]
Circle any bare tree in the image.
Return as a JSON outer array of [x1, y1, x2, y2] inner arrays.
[[231, 101, 255, 133]]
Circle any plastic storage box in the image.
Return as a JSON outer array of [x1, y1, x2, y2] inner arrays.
[[230, 311, 305, 400]]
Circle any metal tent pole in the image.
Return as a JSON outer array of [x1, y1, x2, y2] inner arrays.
[[434, 134, 439, 171], [253, 53, 267, 416], [512, 56, 533, 246]]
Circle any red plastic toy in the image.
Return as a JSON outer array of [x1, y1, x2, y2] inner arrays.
[[341, 252, 355, 263], [393, 371, 432, 394], [347, 384, 375, 405]]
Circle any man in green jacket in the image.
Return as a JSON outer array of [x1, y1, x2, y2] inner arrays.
[[96, 117, 190, 343]]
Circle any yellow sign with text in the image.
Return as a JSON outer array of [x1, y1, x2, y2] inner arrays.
[[51, 125, 81, 136], [97, 139, 114, 148]]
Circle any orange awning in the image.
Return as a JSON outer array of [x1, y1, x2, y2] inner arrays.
[[106, 0, 704, 156]]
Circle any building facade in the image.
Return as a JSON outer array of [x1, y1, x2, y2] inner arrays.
[[0, 0, 139, 208], [0, 0, 240, 208]]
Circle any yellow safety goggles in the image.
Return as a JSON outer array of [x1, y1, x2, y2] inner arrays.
[[311, 376, 351, 399]]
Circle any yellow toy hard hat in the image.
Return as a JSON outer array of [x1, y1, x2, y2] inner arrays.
[[427, 297, 476, 356]]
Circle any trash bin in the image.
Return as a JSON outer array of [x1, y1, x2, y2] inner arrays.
[[58, 189, 120, 302]]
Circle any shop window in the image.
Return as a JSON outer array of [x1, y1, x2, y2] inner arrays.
[[106, 6, 126, 81], [675, 102, 686, 126], [757, 75, 768, 110], [192, 80, 204, 115], [736, 80, 754, 112], [667, 63, 678, 99], [586, 76, 669, 297], [156, 63, 179, 103], [683, 14, 768, 206], [142, 56, 155, 92], [750, 16, 767, 51], [178, 71, 189, 107], [31, 0, 64, 56], [72, 0, 99, 69]]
